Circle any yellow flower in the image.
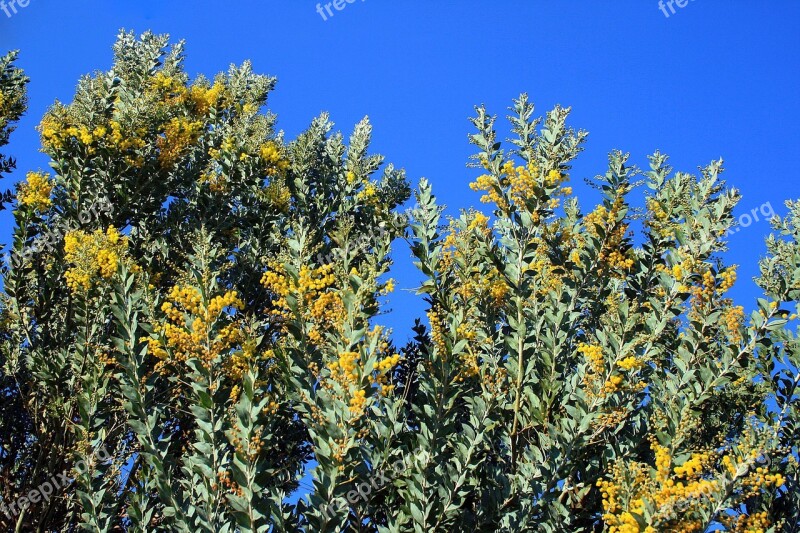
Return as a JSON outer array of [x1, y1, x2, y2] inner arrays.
[[39, 113, 67, 150], [578, 343, 604, 374], [545, 169, 563, 187], [357, 183, 378, 204], [467, 211, 490, 231], [569, 249, 583, 266], [63, 226, 130, 293], [259, 141, 290, 174], [599, 441, 722, 531], [381, 278, 396, 295], [17, 171, 53, 212], [376, 354, 401, 373], [349, 389, 367, 415], [190, 80, 227, 115], [157, 117, 203, 168], [617, 356, 644, 371], [146, 285, 244, 370], [261, 262, 343, 346], [717, 266, 737, 293]]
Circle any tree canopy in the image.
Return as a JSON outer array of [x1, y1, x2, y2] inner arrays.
[[0, 32, 798, 533]]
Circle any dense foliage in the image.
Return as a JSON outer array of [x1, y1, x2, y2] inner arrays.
[[0, 32, 798, 532]]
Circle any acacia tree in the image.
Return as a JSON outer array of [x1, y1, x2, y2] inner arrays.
[[0, 32, 798, 532]]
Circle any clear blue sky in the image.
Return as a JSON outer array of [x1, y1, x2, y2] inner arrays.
[[1, 1, 799, 342]]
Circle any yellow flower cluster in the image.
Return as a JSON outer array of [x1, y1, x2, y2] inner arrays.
[[380, 278, 396, 295], [617, 356, 644, 372], [157, 117, 203, 168], [569, 248, 583, 267], [329, 351, 360, 384], [146, 285, 244, 370], [694, 270, 717, 304], [579, 343, 610, 398], [349, 389, 366, 415], [38, 116, 96, 153], [469, 160, 568, 213], [440, 217, 512, 305], [523, 252, 565, 297], [261, 262, 344, 345], [467, 211, 490, 232], [725, 511, 770, 533], [264, 180, 292, 212], [356, 183, 379, 206], [579, 343, 604, 374], [647, 197, 669, 222], [369, 326, 401, 391], [584, 197, 634, 274], [39, 110, 152, 167], [259, 141, 290, 174], [225, 340, 265, 387], [321, 326, 400, 421], [723, 305, 745, 343], [452, 321, 483, 382], [598, 462, 656, 533], [506, 161, 539, 206], [602, 375, 625, 394], [147, 72, 193, 108], [599, 441, 720, 532], [740, 465, 785, 495], [376, 353, 401, 373], [673, 451, 711, 477], [593, 408, 630, 431], [579, 343, 646, 399], [190, 80, 227, 116], [456, 322, 477, 342], [108, 121, 148, 167], [677, 263, 739, 321], [17, 171, 53, 211], [39, 112, 70, 150], [456, 352, 481, 383], [645, 197, 677, 240], [717, 266, 737, 294], [606, 250, 634, 271], [470, 172, 505, 208], [242, 102, 258, 115], [427, 308, 448, 355], [64, 226, 129, 293], [149, 72, 182, 93]]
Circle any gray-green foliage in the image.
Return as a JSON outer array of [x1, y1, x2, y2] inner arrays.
[[0, 33, 798, 533]]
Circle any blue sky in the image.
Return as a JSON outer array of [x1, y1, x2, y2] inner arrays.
[[1, 0, 799, 343]]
